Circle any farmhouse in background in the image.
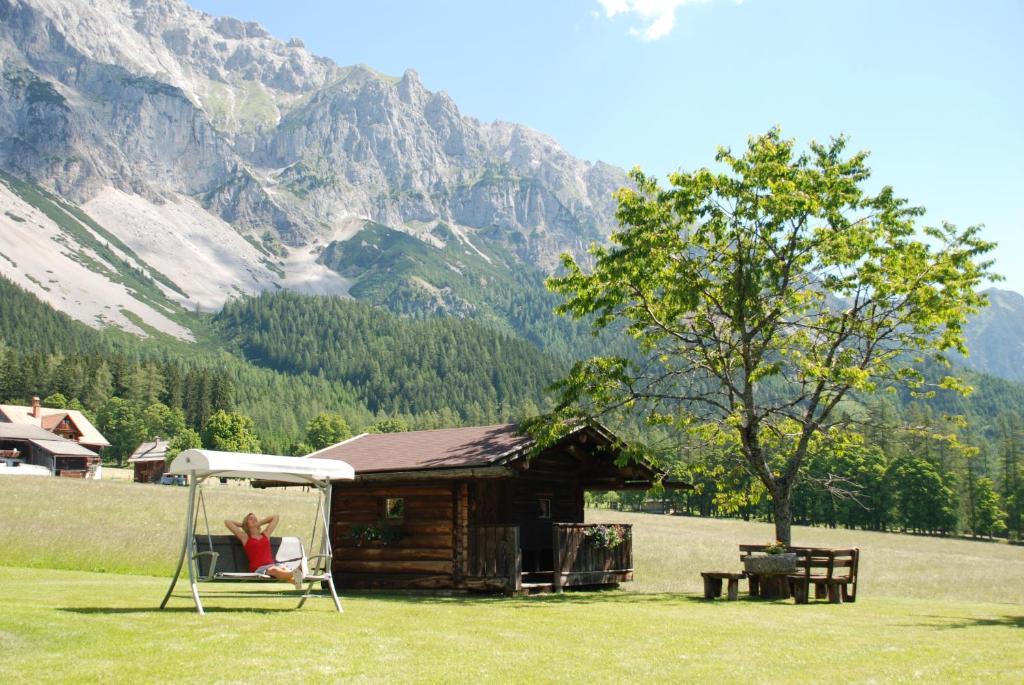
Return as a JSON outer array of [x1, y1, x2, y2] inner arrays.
[[0, 396, 110, 454], [127, 438, 171, 483], [310, 423, 686, 593], [0, 422, 100, 477]]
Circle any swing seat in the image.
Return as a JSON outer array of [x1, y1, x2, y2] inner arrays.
[[193, 535, 329, 582]]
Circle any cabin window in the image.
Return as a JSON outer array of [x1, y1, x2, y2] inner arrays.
[[384, 497, 405, 520], [537, 498, 551, 519]]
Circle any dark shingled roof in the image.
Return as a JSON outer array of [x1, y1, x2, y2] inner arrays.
[[308, 424, 533, 473]]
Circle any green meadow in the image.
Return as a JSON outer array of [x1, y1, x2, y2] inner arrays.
[[1, 477, 1022, 683]]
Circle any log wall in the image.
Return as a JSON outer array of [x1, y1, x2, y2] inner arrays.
[[331, 481, 457, 590], [133, 460, 164, 483]]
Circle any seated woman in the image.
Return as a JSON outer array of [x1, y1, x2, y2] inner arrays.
[[225, 512, 304, 589]]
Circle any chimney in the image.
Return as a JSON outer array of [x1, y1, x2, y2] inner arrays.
[[31, 396, 41, 419]]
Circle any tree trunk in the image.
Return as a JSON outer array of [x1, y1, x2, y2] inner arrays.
[[772, 486, 793, 546]]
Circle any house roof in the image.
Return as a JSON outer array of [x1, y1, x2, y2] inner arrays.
[[0, 422, 71, 442], [28, 439, 98, 458], [0, 423, 98, 457], [0, 404, 110, 447], [307, 424, 535, 474], [128, 439, 171, 463]]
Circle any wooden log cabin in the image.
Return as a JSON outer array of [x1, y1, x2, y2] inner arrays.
[[127, 439, 171, 483], [310, 423, 684, 593]]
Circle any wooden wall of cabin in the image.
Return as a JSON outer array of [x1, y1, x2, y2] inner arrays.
[[133, 460, 164, 483], [330, 481, 459, 590], [464, 451, 586, 574]]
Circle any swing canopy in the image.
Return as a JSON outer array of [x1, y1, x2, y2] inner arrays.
[[168, 449, 354, 484]]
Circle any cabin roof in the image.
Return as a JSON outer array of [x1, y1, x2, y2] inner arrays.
[[0, 404, 110, 447], [28, 439, 98, 458], [308, 424, 533, 473], [0, 422, 72, 442], [128, 439, 171, 463]]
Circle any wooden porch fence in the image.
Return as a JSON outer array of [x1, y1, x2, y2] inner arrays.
[[552, 523, 633, 592], [465, 523, 634, 592], [466, 524, 521, 592]]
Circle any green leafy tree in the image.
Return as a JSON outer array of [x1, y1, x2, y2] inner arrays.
[[289, 441, 314, 457], [142, 402, 187, 440], [306, 413, 352, 450], [41, 392, 68, 409], [970, 476, 1007, 538], [96, 397, 147, 465], [369, 417, 410, 434], [545, 128, 995, 544], [164, 428, 202, 465], [887, 455, 958, 534], [202, 410, 261, 453]]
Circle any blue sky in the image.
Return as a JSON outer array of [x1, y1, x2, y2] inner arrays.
[[191, 0, 1023, 291]]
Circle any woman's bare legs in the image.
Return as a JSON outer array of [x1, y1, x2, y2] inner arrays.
[[265, 565, 295, 583]]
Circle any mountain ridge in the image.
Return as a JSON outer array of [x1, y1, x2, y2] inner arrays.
[[0, 0, 625, 288]]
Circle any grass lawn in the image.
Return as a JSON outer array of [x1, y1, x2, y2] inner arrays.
[[1, 568, 1021, 683], [1, 477, 1022, 683]]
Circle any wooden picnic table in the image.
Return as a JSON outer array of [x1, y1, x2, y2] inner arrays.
[[746, 571, 790, 599], [739, 544, 860, 602]]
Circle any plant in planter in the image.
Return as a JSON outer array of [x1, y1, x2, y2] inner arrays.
[[584, 524, 630, 549], [743, 540, 798, 574], [349, 521, 405, 547]]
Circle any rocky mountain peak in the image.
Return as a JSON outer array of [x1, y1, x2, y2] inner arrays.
[[0, 0, 631, 337]]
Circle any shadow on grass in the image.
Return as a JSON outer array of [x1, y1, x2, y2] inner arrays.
[[342, 590, 797, 609], [60, 590, 807, 613], [916, 614, 1024, 629], [60, 606, 298, 615]]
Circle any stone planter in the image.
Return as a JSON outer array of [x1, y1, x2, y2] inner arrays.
[[743, 552, 798, 575]]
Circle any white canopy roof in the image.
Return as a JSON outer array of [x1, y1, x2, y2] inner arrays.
[[168, 449, 354, 484]]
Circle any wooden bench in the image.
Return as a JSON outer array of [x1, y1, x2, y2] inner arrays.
[[701, 571, 746, 600], [786, 547, 859, 604]]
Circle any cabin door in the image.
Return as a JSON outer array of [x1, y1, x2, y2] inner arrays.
[[519, 494, 554, 573]]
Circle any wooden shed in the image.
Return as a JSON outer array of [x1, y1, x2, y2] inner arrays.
[[127, 439, 170, 483], [310, 423, 681, 593]]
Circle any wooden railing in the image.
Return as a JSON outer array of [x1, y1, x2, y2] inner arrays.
[[552, 523, 633, 592], [466, 525, 521, 592]]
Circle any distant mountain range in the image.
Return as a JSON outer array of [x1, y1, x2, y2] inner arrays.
[[0, 0, 1020, 387], [958, 288, 1024, 383]]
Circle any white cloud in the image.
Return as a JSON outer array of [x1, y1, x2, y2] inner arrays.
[[597, 0, 738, 41]]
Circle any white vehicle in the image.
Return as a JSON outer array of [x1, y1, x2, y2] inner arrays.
[[0, 460, 51, 477]]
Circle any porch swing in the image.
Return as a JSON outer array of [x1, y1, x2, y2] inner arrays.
[[159, 449, 355, 615]]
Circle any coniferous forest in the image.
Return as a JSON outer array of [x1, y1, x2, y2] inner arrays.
[[1, 274, 1022, 541]]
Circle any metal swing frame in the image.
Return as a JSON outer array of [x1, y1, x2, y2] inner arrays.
[[160, 473, 342, 615]]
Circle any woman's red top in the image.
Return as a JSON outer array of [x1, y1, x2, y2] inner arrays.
[[243, 534, 274, 572]]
